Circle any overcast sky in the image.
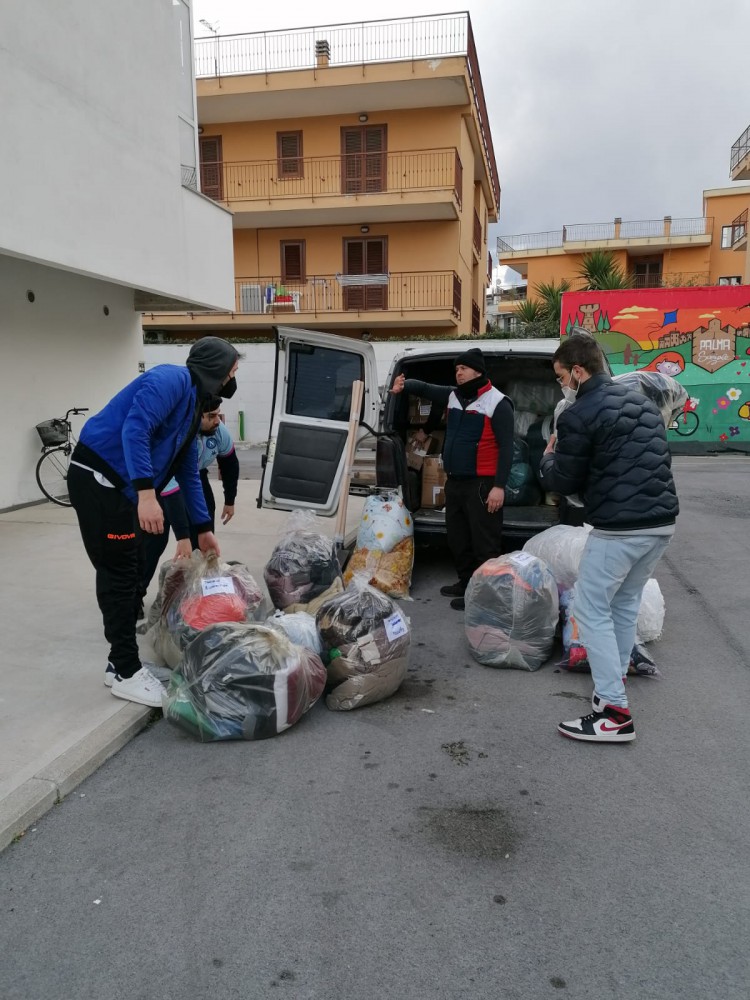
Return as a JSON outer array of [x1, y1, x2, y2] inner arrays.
[[193, 0, 749, 264]]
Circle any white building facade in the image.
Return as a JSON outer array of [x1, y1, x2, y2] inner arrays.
[[0, 0, 234, 508]]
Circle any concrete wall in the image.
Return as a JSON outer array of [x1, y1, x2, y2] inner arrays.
[[3, 257, 143, 509], [143, 340, 419, 446], [0, 0, 234, 310]]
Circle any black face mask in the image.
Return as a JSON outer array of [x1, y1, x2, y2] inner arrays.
[[220, 377, 237, 399]]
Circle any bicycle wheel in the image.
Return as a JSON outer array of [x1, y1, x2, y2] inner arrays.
[[672, 411, 699, 437], [36, 446, 73, 506]]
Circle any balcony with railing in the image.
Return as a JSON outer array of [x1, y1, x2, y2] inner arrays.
[[143, 271, 462, 330], [497, 217, 714, 257], [200, 148, 463, 225], [731, 125, 750, 180], [231, 272, 460, 316], [194, 13, 500, 210]]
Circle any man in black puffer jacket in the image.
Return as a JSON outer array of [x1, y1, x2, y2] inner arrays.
[[539, 334, 678, 743]]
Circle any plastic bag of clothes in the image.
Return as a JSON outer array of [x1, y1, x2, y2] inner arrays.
[[522, 523, 592, 592], [557, 589, 660, 677], [316, 576, 410, 710], [163, 622, 326, 741], [613, 370, 688, 427], [344, 491, 414, 599], [637, 577, 666, 642], [166, 553, 265, 652], [465, 552, 558, 671], [264, 510, 342, 611], [265, 609, 324, 657], [144, 557, 195, 668], [505, 439, 542, 506]]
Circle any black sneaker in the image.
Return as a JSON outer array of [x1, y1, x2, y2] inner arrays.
[[440, 581, 467, 597], [450, 597, 466, 611], [558, 705, 635, 743]]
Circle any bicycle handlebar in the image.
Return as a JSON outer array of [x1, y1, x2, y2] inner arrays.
[[64, 407, 89, 419]]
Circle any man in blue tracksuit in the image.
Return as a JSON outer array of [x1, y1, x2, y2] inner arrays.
[[68, 337, 240, 708], [139, 394, 240, 598]]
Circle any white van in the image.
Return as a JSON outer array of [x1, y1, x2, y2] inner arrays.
[[258, 327, 578, 543]]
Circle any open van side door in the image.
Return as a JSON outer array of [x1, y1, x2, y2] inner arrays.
[[259, 326, 379, 515]]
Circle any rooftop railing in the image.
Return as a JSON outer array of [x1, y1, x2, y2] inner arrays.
[[195, 13, 470, 77], [731, 125, 750, 172], [205, 148, 461, 203], [194, 12, 500, 209], [498, 217, 713, 254]]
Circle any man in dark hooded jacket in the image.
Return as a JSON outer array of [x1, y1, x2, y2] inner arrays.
[[390, 347, 514, 609], [539, 334, 678, 743], [68, 336, 240, 707]]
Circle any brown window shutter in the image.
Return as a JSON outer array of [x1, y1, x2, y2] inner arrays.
[[199, 136, 223, 200], [281, 240, 306, 282], [341, 125, 386, 193], [343, 237, 387, 311], [277, 131, 303, 178]]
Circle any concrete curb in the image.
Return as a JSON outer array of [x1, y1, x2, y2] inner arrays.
[[0, 702, 154, 853]]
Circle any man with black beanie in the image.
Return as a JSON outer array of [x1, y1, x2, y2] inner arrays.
[[68, 336, 240, 707], [390, 347, 514, 609]]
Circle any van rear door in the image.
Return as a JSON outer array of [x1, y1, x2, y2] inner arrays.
[[259, 326, 378, 515]]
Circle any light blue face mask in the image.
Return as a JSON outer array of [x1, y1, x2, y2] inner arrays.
[[561, 373, 580, 403]]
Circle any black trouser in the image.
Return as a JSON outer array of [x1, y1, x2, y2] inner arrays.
[[444, 475, 504, 584], [68, 464, 144, 679], [140, 470, 216, 596]]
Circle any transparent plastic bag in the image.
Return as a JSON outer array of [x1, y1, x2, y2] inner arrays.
[[613, 370, 688, 427], [264, 510, 342, 611], [637, 578, 665, 642], [465, 552, 558, 671], [316, 575, 410, 710], [166, 552, 265, 651], [522, 523, 592, 592], [344, 491, 414, 599], [143, 556, 195, 668], [163, 622, 326, 741], [265, 609, 323, 657]]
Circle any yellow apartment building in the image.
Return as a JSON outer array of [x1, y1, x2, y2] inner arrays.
[[144, 13, 499, 341], [495, 126, 750, 321]]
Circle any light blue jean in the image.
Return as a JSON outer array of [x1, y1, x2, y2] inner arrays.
[[573, 533, 671, 709]]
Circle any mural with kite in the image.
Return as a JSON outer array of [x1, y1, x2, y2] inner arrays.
[[561, 286, 750, 452]]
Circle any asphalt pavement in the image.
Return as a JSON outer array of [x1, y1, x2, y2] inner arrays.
[[1, 456, 749, 1000]]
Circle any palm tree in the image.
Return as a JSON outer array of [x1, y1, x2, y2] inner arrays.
[[534, 278, 571, 329], [512, 279, 570, 338], [576, 250, 633, 290]]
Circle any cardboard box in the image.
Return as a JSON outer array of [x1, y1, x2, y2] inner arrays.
[[405, 429, 444, 471], [408, 396, 436, 426], [421, 455, 447, 509]]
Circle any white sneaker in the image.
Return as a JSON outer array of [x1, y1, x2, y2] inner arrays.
[[110, 666, 164, 708], [104, 662, 117, 688]]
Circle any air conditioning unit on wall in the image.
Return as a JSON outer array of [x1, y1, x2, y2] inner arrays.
[[239, 283, 263, 313]]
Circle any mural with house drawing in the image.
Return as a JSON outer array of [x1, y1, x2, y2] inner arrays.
[[561, 286, 750, 452]]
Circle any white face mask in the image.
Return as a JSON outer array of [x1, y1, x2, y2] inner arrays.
[[561, 374, 579, 404]]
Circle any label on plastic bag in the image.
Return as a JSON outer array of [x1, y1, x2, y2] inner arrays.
[[384, 610, 408, 642], [200, 576, 236, 597], [512, 552, 535, 566]]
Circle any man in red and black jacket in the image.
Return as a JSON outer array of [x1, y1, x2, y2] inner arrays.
[[391, 348, 514, 609]]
